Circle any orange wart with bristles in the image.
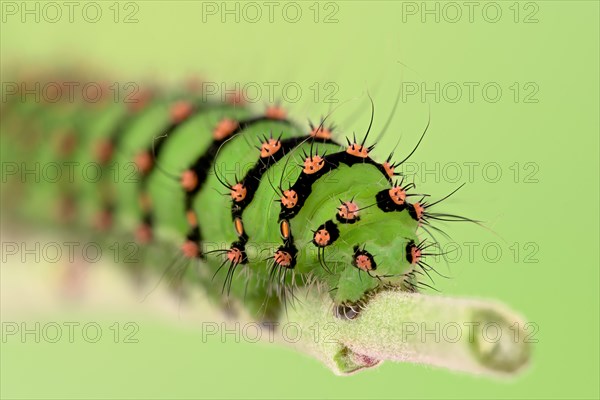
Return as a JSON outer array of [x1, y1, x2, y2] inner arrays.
[[345, 141, 370, 158], [260, 137, 282, 158], [230, 182, 247, 202], [265, 105, 287, 120], [170, 100, 194, 123], [227, 247, 244, 264], [312, 220, 340, 248], [303, 154, 325, 174], [181, 240, 200, 259], [213, 118, 239, 140], [309, 120, 334, 140], [336, 200, 360, 223], [134, 150, 154, 175], [389, 186, 408, 206], [135, 223, 153, 244], [281, 189, 298, 208], [352, 246, 377, 272], [376, 179, 417, 212], [180, 169, 199, 192], [273, 248, 294, 268], [94, 138, 114, 165]]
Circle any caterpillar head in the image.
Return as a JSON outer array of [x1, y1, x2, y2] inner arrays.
[[279, 162, 422, 315]]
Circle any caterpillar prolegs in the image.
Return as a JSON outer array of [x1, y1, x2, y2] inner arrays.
[[1, 70, 529, 375]]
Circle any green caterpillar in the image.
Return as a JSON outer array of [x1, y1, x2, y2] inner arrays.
[[2, 69, 474, 319], [2, 69, 531, 375]]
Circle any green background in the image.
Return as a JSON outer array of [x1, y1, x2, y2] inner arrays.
[[1, 1, 598, 399]]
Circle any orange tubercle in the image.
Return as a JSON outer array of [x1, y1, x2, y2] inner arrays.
[[56, 130, 77, 157], [135, 224, 153, 244], [226, 90, 245, 105], [260, 138, 282, 158], [383, 161, 395, 178], [95, 138, 114, 165], [310, 126, 332, 140], [93, 209, 112, 232], [181, 240, 200, 259], [410, 246, 422, 265], [170, 100, 194, 123], [413, 202, 425, 220], [265, 105, 287, 120], [227, 247, 244, 264], [355, 254, 373, 272], [346, 143, 369, 158], [274, 250, 293, 268], [313, 229, 331, 247], [230, 183, 247, 202], [181, 170, 198, 192], [128, 89, 153, 113], [338, 201, 359, 220], [281, 190, 298, 208], [303, 155, 325, 174], [388, 187, 407, 206], [134, 151, 153, 175], [213, 118, 239, 140]]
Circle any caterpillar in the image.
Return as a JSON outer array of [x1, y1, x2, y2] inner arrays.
[[2, 68, 473, 316], [1, 68, 529, 376]]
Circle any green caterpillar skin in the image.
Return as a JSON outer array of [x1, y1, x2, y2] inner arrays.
[[1, 72, 456, 322]]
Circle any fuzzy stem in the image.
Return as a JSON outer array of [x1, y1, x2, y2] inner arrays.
[[280, 289, 531, 376]]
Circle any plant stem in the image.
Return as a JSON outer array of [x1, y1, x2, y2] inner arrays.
[[281, 289, 531, 376]]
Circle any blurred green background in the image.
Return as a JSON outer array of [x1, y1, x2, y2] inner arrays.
[[1, 1, 598, 399]]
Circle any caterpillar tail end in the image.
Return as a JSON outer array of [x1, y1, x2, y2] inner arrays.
[[281, 289, 532, 377]]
